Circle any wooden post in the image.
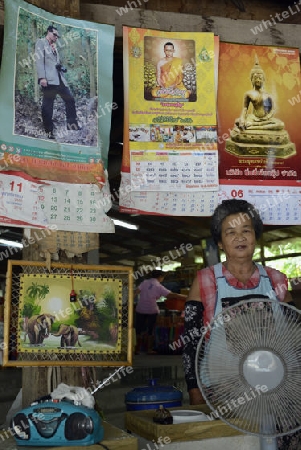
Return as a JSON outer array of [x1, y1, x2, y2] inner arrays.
[[21, 0, 82, 408]]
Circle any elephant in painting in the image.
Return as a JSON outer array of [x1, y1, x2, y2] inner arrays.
[[25, 313, 56, 345], [52, 324, 81, 347]]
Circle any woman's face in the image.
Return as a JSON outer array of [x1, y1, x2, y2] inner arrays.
[[218, 213, 256, 261]]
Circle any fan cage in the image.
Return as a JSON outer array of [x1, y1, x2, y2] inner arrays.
[[4, 260, 133, 366], [195, 299, 301, 438]]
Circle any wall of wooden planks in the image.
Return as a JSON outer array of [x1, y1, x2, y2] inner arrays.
[[79, 0, 301, 25], [79, 2, 301, 49], [1, 2, 301, 58], [2, 1, 301, 27]]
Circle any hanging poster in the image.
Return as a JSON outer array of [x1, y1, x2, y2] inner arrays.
[[19, 274, 122, 354], [4, 261, 134, 367], [119, 172, 218, 216], [33, 230, 100, 258], [120, 27, 219, 215], [219, 180, 301, 225], [0, 0, 115, 184], [0, 171, 114, 232], [218, 42, 301, 183]]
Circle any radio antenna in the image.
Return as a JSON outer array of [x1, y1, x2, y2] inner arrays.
[[90, 366, 125, 395]]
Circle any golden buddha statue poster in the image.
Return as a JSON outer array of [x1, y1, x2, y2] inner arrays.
[[217, 42, 301, 182]]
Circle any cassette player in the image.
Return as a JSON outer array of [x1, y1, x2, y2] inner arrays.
[[11, 399, 104, 446]]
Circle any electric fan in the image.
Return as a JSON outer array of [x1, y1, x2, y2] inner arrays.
[[195, 298, 301, 450]]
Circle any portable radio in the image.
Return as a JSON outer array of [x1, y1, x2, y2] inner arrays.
[[11, 399, 104, 446]]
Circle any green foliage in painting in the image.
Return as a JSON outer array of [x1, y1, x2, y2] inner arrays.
[[21, 296, 41, 318], [21, 282, 50, 318], [75, 288, 118, 343]]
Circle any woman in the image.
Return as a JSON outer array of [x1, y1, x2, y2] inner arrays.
[[135, 269, 186, 355], [182, 199, 297, 449]]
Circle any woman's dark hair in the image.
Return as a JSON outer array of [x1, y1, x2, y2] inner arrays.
[[210, 199, 263, 244], [149, 270, 165, 279]]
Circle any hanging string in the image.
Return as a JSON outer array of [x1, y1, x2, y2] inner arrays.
[[70, 266, 77, 302]]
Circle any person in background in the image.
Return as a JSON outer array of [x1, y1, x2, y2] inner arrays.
[[35, 25, 80, 139], [134, 269, 187, 355], [182, 199, 299, 449]]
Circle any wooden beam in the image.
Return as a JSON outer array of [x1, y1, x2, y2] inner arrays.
[[2, 2, 301, 52], [79, 3, 301, 50], [79, 0, 301, 25], [2, 0, 301, 28]]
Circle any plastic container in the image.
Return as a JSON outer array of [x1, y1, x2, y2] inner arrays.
[[125, 379, 183, 411], [171, 409, 210, 424]]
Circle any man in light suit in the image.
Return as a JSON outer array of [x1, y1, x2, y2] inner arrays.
[[35, 25, 80, 139]]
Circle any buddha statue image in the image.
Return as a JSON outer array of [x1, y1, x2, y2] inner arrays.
[[225, 56, 296, 158]]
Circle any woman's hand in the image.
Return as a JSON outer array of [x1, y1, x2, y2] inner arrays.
[[189, 388, 206, 405]]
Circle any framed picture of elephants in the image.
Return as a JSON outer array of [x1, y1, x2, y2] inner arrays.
[[3, 260, 134, 367]]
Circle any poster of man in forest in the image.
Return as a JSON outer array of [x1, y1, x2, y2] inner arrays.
[[15, 8, 98, 145], [0, 0, 114, 184]]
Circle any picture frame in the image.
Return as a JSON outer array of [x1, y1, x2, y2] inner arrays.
[[3, 260, 134, 367]]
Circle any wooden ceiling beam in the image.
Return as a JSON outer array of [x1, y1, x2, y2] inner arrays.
[[78, 4, 301, 60], [99, 230, 207, 265], [79, 0, 301, 24]]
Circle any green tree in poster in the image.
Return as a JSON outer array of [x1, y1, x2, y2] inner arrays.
[[21, 282, 49, 318], [75, 288, 118, 342], [26, 282, 49, 303], [22, 296, 41, 318]]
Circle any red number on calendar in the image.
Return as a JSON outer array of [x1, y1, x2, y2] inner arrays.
[[231, 189, 243, 198], [9, 181, 23, 192]]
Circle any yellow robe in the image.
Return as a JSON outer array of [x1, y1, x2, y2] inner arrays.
[[152, 57, 189, 99]]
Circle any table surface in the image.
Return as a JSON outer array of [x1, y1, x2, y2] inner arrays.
[[0, 421, 138, 450], [125, 405, 242, 443]]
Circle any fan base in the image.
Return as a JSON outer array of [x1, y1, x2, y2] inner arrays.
[[260, 436, 277, 450]]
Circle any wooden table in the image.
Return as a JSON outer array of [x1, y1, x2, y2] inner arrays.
[[125, 404, 242, 443], [0, 421, 138, 450]]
